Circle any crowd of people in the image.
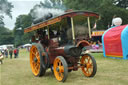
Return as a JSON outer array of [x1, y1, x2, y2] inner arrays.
[[0, 48, 19, 59], [0, 48, 19, 64]]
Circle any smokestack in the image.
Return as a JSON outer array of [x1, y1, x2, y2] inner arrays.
[[33, 13, 53, 24], [30, 0, 66, 25]]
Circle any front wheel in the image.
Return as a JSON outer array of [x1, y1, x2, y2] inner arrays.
[[53, 56, 68, 82], [80, 54, 97, 77], [30, 44, 46, 77]]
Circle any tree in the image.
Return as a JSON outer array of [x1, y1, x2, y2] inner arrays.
[[0, 27, 14, 45], [14, 14, 33, 47], [0, 15, 4, 27], [64, 0, 103, 11], [49, 0, 66, 10], [113, 0, 128, 9], [95, 0, 128, 29], [14, 14, 32, 30], [0, 0, 13, 26], [0, 0, 14, 45], [64, 0, 128, 30]]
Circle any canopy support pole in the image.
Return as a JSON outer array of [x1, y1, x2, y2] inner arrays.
[[71, 17, 75, 44], [87, 17, 92, 38]]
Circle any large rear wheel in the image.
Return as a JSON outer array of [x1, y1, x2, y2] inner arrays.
[[80, 54, 97, 77], [30, 44, 46, 77], [53, 56, 68, 82]]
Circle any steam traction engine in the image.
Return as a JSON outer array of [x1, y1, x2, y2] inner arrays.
[[24, 11, 99, 82]]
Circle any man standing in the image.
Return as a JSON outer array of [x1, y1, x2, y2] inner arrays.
[[4, 49, 8, 58], [14, 48, 17, 58], [9, 48, 13, 59]]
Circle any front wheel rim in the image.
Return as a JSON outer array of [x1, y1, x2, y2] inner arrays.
[[30, 45, 41, 76], [54, 58, 64, 81], [81, 55, 93, 77]]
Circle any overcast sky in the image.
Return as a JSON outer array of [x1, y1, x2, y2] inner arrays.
[[3, 0, 44, 30]]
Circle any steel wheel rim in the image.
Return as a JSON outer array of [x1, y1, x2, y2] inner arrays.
[[30, 45, 40, 76], [81, 55, 93, 76], [54, 58, 64, 81]]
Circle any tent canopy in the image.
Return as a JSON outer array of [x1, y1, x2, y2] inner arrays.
[[102, 24, 128, 59]]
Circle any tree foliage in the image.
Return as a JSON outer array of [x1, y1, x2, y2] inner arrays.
[[0, 15, 4, 27], [97, 3, 128, 29], [14, 14, 33, 47], [64, 0, 128, 29], [0, 27, 14, 45], [0, 0, 14, 45], [113, 0, 128, 9], [0, 0, 13, 26]]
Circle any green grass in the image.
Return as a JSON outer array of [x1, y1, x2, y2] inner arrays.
[[0, 49, 128, 85]]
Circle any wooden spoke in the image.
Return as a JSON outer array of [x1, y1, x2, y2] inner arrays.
[[53, 56, 68, 82], [80, 54, 97, 77]]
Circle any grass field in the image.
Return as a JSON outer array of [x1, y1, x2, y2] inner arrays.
[[0, 49, 128, 85]]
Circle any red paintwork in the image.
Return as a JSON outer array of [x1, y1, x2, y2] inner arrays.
[[77, 40, 90, 47], [104, 25, 127, 56], [43, 38, 90, 64], [45, 39, 65, 64]]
